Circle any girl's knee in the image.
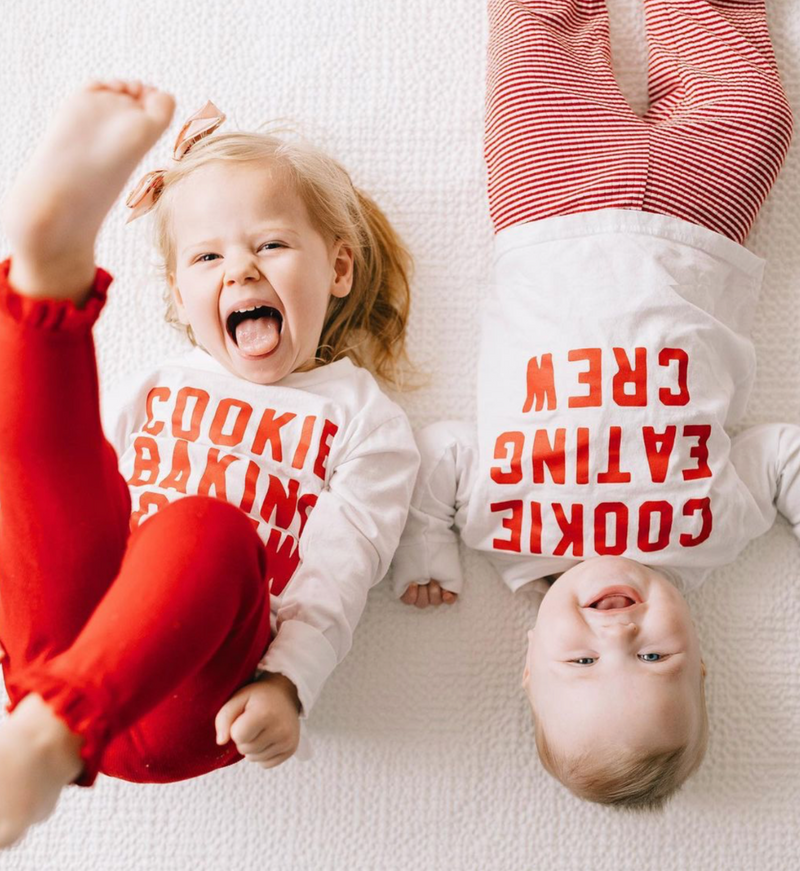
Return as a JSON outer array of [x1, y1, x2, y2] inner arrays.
[[160, 494, 248, 529], [142, 496, 265, 573]]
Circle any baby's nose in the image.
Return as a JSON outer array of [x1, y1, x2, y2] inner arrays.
[[599, 620, 639, 637]]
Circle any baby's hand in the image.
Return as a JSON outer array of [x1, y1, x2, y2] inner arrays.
[[400, 580, 458, 609], [214, 672, 301, 769]]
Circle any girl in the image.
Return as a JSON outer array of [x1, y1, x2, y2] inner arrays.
[[0, 80, 419, 847], [394, 0, 798, 809]]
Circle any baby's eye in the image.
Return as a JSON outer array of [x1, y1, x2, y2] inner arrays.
[[638, 653, 665, 662], [570, 657, 596, 666], [195, 253, 219, 263], [258, 242, 283, 251]]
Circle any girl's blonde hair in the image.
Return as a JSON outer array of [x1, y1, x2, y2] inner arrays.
[[151, 131, 412, 388]]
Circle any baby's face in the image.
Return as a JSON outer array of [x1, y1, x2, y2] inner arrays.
[[524, 557, 705, 760], [167, 160, 353, 384]]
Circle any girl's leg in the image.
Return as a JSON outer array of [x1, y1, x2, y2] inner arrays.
[[0, 262, 131, 671], [0, 80, 176, 847], [4, 495, 271, 787], [485, 0, 649, 232], [0, 79, 176, 673], [641, 0, 794, 242]]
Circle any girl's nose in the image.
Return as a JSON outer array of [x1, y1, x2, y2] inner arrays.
[[224, 253, 261, 285]]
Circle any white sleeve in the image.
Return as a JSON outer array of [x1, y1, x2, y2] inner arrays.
[[99, 369, 148, 460], [257, 413, 420, 716], [391, 420, 477, 598], [730, 423, 800, 540]]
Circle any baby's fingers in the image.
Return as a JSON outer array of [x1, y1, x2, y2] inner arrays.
[[400, 583, 419, 605], [400, 580, 458, 609]]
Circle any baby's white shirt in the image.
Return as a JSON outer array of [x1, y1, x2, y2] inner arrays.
[[394, 208, 800, 596], [102, 346, 420, 717]]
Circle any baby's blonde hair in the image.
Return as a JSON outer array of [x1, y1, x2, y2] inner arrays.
[[534, 686, 709, 812], [151, 131, 412, 387]]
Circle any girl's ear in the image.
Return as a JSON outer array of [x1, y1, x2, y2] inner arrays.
[[331, 241, 354, 299], [168, 273, 190, 325]]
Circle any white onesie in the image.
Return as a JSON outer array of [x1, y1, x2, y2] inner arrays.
[[394, 209, 800, 596]]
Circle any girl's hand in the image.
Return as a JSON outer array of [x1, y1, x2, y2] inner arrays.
[[400, 580, 458, 609], [214, 672, 301, 769]]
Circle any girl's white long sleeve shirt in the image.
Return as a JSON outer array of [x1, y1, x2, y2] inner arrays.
[[102, 346, 420, 716]]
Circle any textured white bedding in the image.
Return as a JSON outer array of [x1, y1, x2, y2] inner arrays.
[[0, 1, 798, 868]]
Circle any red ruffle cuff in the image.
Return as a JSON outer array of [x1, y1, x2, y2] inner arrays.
[[4, 665, 115, 788], [0, 259, 112, 332]]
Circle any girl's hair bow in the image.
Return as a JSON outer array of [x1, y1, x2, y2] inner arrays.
[[125, 100, 226, 223]]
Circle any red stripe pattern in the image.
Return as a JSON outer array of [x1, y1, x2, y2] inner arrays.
[[485, 0, 794, 243]]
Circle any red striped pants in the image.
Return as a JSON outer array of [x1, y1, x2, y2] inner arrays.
[[485, 0, 794, 243]]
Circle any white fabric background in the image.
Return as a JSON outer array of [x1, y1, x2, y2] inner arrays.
[[1, 1, 799, 868]]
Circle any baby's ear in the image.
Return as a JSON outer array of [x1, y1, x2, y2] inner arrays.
[[168, 273, 190, 325]]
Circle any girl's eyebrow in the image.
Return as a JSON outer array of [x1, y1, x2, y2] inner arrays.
[[181, 226, 301, 257]]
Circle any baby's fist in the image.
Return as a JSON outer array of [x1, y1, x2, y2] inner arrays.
[[215, 672, 301, 769], [400, 580, 458, 608]]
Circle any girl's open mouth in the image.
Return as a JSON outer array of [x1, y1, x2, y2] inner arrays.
[[583, 585, 642, 611], [226, 305, 283, 357]]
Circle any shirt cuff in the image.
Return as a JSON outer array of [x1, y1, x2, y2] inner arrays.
[[391, 538, 464, 597], [256, 619, 338, 718]]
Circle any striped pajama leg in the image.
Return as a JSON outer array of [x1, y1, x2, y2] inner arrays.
[[485, 0, 794, 243]]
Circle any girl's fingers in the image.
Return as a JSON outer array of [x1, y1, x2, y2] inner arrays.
[[442, 590, 458, 605], [414, 585, 430, 609], [236, 728, 268, 754], [257, 749, 294, 769], [230, 713, 268, 747], [245, 744, 279, 762], [214, 694, 248, 744], [428, 582, 443, 606], [245, 740, 295, 767]]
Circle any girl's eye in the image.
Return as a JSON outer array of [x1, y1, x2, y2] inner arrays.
[[570, 657, 596, 666], [196, 253, 219, 263], [639, 653, 664, 662], [259, 242, 283, 251]]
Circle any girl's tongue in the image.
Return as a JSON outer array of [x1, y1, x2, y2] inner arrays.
[[235, 314, 281, 356]]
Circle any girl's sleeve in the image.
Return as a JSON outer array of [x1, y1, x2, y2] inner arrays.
[[391, 420, 478, 598], [256, 412, 420, 717], [100, 377, 136, 460], [730, 423, 800, 539]]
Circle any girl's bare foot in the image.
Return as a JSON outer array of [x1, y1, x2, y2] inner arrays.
[[0, 693, 83, 849], [2, 79, 175, 304]]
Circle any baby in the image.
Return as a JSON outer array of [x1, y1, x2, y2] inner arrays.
[[395, 0, 799, 810]]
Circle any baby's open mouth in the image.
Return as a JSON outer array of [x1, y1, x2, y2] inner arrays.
[[226, 305, 283, 356], [584, 586, 642, 611]]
